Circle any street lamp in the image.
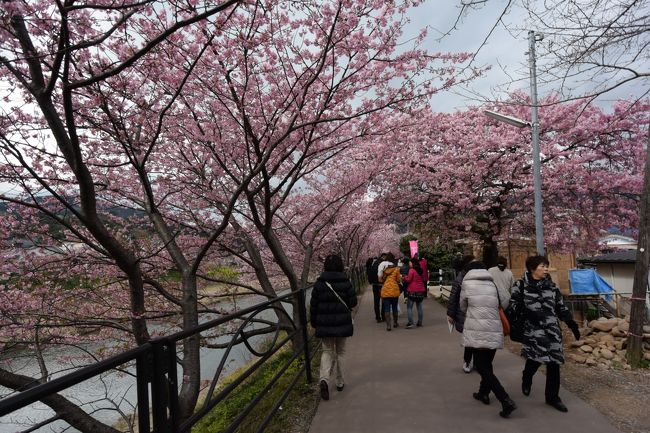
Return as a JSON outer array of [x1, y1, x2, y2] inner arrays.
[[483, 110, 531, 128], [484, 109, 545, 256], [482, 30, 546, 257]]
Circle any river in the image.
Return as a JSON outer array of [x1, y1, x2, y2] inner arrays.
[[0, 290, 308, 433]]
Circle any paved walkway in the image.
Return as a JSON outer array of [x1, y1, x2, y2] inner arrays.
[[308, 286, 621, 433]]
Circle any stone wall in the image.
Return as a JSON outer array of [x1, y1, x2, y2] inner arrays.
[[566, 316, 650, 369]]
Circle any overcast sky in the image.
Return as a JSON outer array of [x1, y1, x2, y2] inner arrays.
[[404, 0, 648, 113]]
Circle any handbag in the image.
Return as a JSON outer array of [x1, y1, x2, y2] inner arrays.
[[505, 284, 526, 342], [499, 307, 511, 336], [408, 291, 425, 302], [493, 283, 510, 336], [325, 282, 354, 325]]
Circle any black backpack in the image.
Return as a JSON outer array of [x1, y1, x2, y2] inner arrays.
[[367, 258, 380, 284]]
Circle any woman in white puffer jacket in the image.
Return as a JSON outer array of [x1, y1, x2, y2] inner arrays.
[[460, 261, 516, 418]]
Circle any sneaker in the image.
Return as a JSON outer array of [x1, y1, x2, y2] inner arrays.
[[463, 362, 472, 373], [319, 380, 329, 401], [405, 323, 414, 329], [416, 323, 422, 327], [336, 384, 345, 392]]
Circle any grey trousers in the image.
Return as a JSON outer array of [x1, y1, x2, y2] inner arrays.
[[319, 337, 347, 387]]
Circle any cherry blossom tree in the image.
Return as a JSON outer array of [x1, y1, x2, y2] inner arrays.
[[0, 0, 476, 428], [179, 0, 477, 339], [379, 95, 648, 266]]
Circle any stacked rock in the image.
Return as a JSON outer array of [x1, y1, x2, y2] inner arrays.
[[566, 316, 650, 370]]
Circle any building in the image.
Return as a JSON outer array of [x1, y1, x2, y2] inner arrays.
[[577, 250, 636, 295]]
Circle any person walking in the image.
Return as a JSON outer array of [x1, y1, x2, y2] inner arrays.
[[489, 256, 515, 294], [310, 254, 358, 401], [367, 254, 385, 322], [379, 253, 401, 331], [446, 254, 475, 372], [460, 261, 517, 418], [399, 256, 410, 303], [414, 253, 429, 289], [509, 255, 581, 412], [404, 258, 426, 328]]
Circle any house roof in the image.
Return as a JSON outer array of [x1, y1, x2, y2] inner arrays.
[[577, 250, 637, 264]]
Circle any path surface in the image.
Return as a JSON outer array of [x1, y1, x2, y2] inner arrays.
[[308, 287, 621, 433]]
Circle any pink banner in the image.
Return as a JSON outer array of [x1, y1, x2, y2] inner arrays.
[[409, 240, 418, 258]]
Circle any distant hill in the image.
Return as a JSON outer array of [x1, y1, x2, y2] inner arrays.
[[0, 197, 146, 243]]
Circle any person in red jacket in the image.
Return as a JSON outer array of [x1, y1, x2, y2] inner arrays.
[[404, 258, 427, 328], [414, 253, 429, 288]]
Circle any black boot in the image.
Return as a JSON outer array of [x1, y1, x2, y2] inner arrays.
[[499, 398, 517, 418], [473, 392, 490, 405], [521, 371, 532, 396], [546, 399, 568, 412]]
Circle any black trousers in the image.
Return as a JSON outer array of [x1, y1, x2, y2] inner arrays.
[[372, 284, 382, 320], [472, 349, 509, 402], [463, 346, 473, 364], [522, 359, 561, 403]]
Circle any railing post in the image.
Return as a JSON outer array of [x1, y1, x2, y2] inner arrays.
[[151, 339, 179, 433], [165, 339, 180, 433], [136, 350, 152, 433], [298, 287, 313, 383]]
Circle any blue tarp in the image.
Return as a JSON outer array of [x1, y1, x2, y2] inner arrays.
[[568, 269, 614, 301]]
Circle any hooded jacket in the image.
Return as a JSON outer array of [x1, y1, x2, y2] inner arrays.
[[380, 265, 402, 298], [310, 271, 358, 338], [460, 269, 511, 349]]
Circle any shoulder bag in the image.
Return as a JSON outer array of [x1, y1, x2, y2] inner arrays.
[[505, 283, 526, 342], [325, 282, 354, 325], [493, 283, 510, 336]]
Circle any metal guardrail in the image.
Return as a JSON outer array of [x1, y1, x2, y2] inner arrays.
[[565, 291, 634, 319], [0, 288, 313, 433]]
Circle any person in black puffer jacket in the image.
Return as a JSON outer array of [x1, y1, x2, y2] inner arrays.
[[447, 254, 475, 373], [310, 254, 358, 401]]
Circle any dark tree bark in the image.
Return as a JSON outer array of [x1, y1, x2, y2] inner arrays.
[[626, 133, 650, 368], [481, 237, 499, 269], [0, 369, 121, 433]]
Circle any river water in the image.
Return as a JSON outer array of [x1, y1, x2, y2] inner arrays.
[[0, 291, 308, 433]]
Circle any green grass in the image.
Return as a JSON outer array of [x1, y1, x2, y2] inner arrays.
[[611, 360, 624, 370], [207, 265, 240, 282], [193, 342, 320, 433]]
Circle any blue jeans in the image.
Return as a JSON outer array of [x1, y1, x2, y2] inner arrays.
[[382, 297, 398, 313], [407, 297, 423, 325]]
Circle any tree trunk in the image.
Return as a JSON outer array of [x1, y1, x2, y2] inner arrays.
[[300, 244, 314, 289], [626, 136, 650, 368], [177, 272, 201, 420], [481, 237, 499, 269], [0, 369, 121, 433], [262, 228, 307, 350]]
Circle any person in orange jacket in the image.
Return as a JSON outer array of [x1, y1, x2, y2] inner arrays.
[[379, 252, 402, 331]]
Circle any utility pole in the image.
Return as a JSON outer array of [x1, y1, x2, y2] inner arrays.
[[528, 30, 545, 256], [627, 135, 650, 368]]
